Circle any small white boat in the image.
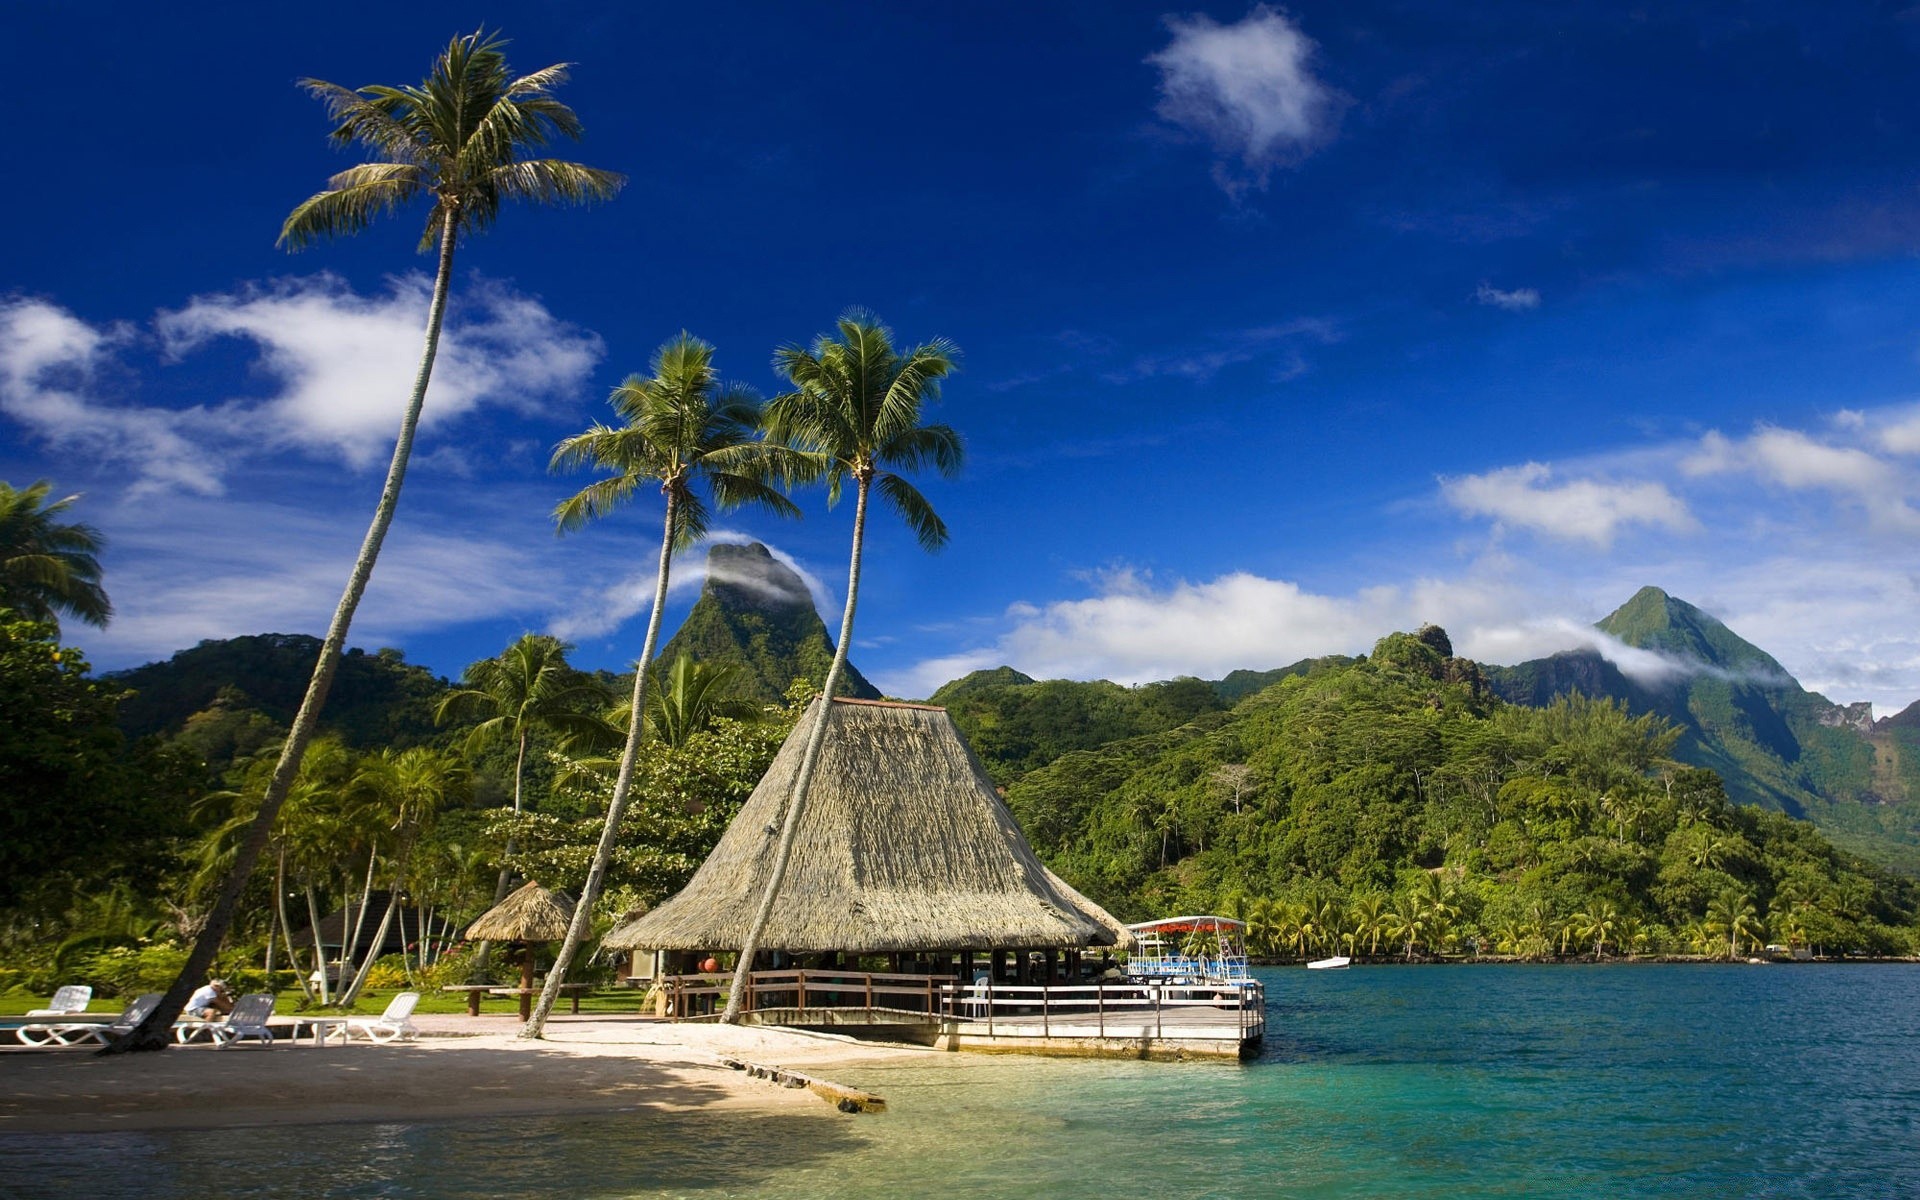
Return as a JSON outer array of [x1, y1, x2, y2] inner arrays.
[[1306, 956, 1351, 970]]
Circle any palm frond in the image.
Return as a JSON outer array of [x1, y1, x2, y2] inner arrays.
[[875, 472, 950, 551], [278, 177, 423, 250]]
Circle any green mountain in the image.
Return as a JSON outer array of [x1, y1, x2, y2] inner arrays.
[[110, 634, 450, 762], [657, 542, 880, 703], [1486, 587, 1919, 871]]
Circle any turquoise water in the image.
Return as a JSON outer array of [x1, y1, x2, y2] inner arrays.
[[5, 964, 1918, 1198]]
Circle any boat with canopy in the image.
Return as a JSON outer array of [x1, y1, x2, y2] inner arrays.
[[1122, 915, 1254, 989]]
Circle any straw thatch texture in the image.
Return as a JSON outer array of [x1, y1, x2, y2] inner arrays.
[[466, 881, 574, 942], [1040, 867, 1131, 953], [603, 698, 1119, 954]]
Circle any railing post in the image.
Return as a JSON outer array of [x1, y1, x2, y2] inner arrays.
[[1155, 985, 1162, 1040], [865, 973, 873, 1011], [1097, 981, 1104, 1038], [987, 978, 995, 1037], [1042, 983, 1050, 1038], [797, 969, 806, 1012]]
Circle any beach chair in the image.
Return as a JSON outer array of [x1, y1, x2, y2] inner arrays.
[[19, 992, 160, 1047], [335, 991, 421, 1043], [205, 993, 278, 1048], [25, 985, 92, 1017]]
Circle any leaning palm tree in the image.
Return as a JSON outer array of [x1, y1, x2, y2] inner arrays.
[[523, 333, 800, 1038], [437, 633, 610, 905], [722, 311, 962, 1023], [112, 31, 621, 1054], [0, 480, 110, 629]]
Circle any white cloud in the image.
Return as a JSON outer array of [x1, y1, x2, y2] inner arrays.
[[1440, 462, 1696, 547], [1879, 408, 1920, 455], [1148, 5, 1341, 194], [1683, 425, 1920, 530], [156, 273, 602, 467], [0, 277, 602, 494], [547, 531, 834, 642], [1474, 283, 1542, 311]]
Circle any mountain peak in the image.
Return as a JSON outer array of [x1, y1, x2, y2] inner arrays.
[[1596, 586, 1787, 677], [658, 542, 880, 703]]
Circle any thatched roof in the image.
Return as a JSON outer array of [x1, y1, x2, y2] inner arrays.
[[466, 881, 574, 943], [1039, 867, 1131, 953], [603, 698, 1121, 954]]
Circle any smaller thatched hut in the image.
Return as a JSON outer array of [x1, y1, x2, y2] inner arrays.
[[467, 881, 574, 1018], [603, 698, 1124, 984]]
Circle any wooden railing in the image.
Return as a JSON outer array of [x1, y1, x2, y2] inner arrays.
[[936, 978, 1266, 1042], [661, 970, 958, 1019]]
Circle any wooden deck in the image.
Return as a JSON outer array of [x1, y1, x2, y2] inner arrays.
[[659, 970, 1265, 1061]]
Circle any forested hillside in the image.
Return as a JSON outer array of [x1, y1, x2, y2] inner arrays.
[[1000, 628, 1917, 957]]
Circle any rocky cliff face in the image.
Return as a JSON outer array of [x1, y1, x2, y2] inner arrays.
[[656, 542, 881, 703]]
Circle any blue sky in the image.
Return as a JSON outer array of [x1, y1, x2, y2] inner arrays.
[[6, 2, 1920, 711]]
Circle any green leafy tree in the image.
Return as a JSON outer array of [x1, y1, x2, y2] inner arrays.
[[531, 333, 799, 1037], [436, 633, 609, 904], [122, 31, 621, 1052], [0, 481, 110, 629], [644, 655, 760, 748], [722, 311, 962, 1023]]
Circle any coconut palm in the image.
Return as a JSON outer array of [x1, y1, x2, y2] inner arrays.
[[0, 480, 110, 629], [1350, 893, 1389, 959], [1573, 900, 1619, 960], [437, 633, 609, 904], [1705, 888, 1763, 961], [526, 334, 801, 1038], [720, 311, 962, 1022], [1386, 891, 1427, 961], [337, 747, 471, 1005], [645, 655, 760, 748], [116, 32, 620, 1053]]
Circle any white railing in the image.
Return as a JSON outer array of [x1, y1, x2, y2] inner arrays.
[[937, 978, 1265, 1043]]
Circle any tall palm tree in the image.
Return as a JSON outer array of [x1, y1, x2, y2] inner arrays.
[[437, 633, 609, 904], [337, 747, 470, 1005], [721, 311, 961, 1023], [1350, 893, 1389, 960], [0, 480, 110, 628], [1574, 900, 1619, 960], [524, 333, 800, 1038], [114, 31, 621, 1053]]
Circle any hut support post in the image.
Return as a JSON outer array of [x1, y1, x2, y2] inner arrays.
[[1046, 949, 1058, 985], [519, 947, 534, 1022]]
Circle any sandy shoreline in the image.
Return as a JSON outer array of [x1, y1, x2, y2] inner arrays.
[[0, 1015, 930, 1135]]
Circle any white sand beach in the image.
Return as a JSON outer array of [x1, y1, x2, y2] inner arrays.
[[0, 1015, 927, 1134]]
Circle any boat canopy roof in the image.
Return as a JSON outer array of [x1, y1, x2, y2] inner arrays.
[[1124, 915, 1245, 935]]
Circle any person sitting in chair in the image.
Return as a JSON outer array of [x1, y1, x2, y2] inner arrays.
[[186, 979, 234, 1020]]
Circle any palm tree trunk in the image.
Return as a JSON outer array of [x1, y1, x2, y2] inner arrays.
[[108, 211, 459, 1053], [339, 846, 379, 1002], [306, 886, 332, 1004], [723, 478, 869, 1023], [273, 850, 311, 1003], [340, 892, 399, 1006], [476, 729, 529, 978], [523, 494, 678, 1038]]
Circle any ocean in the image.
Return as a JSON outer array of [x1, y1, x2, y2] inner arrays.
[[5, 963, 1917, 1198]]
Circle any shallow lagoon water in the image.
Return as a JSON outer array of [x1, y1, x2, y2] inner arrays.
[[5, 964, 1918, 1198]]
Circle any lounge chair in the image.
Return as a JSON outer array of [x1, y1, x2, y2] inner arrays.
[[25, 985, 92, 1017], [18, 992, 160, 1047], [332, 991, 421, 1043], [176, 993, 278, 1047]]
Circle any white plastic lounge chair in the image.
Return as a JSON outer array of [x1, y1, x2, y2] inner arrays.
[[25, 985, 92, 1017], [19, 992, 159, 1047], [206, 993, 278, 1047], [336, 991, 421, 1043]]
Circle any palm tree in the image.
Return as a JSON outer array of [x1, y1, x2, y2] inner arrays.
[[1574, 900, 1619, 960], [644, 655, 760, 748], [1350, 893, 1389, 959], [337, 747, 470, 1005], [116, 32, 620, 1053], [526, 333, 800, 1038], [1705, 888, 1763, 960], [1614, 913, 1647, 960], [721, 311, 962, 1022], [0, 480, 110, 628], [1386, 891, 1427, 961], [437, 633, 609, 904]]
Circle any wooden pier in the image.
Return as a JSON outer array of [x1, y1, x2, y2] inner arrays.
[[659, 970, 1264, 1061]]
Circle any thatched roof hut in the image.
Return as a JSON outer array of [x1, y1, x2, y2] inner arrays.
[[603, 698, 1122, 955], [467, 881, 574, 943]]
